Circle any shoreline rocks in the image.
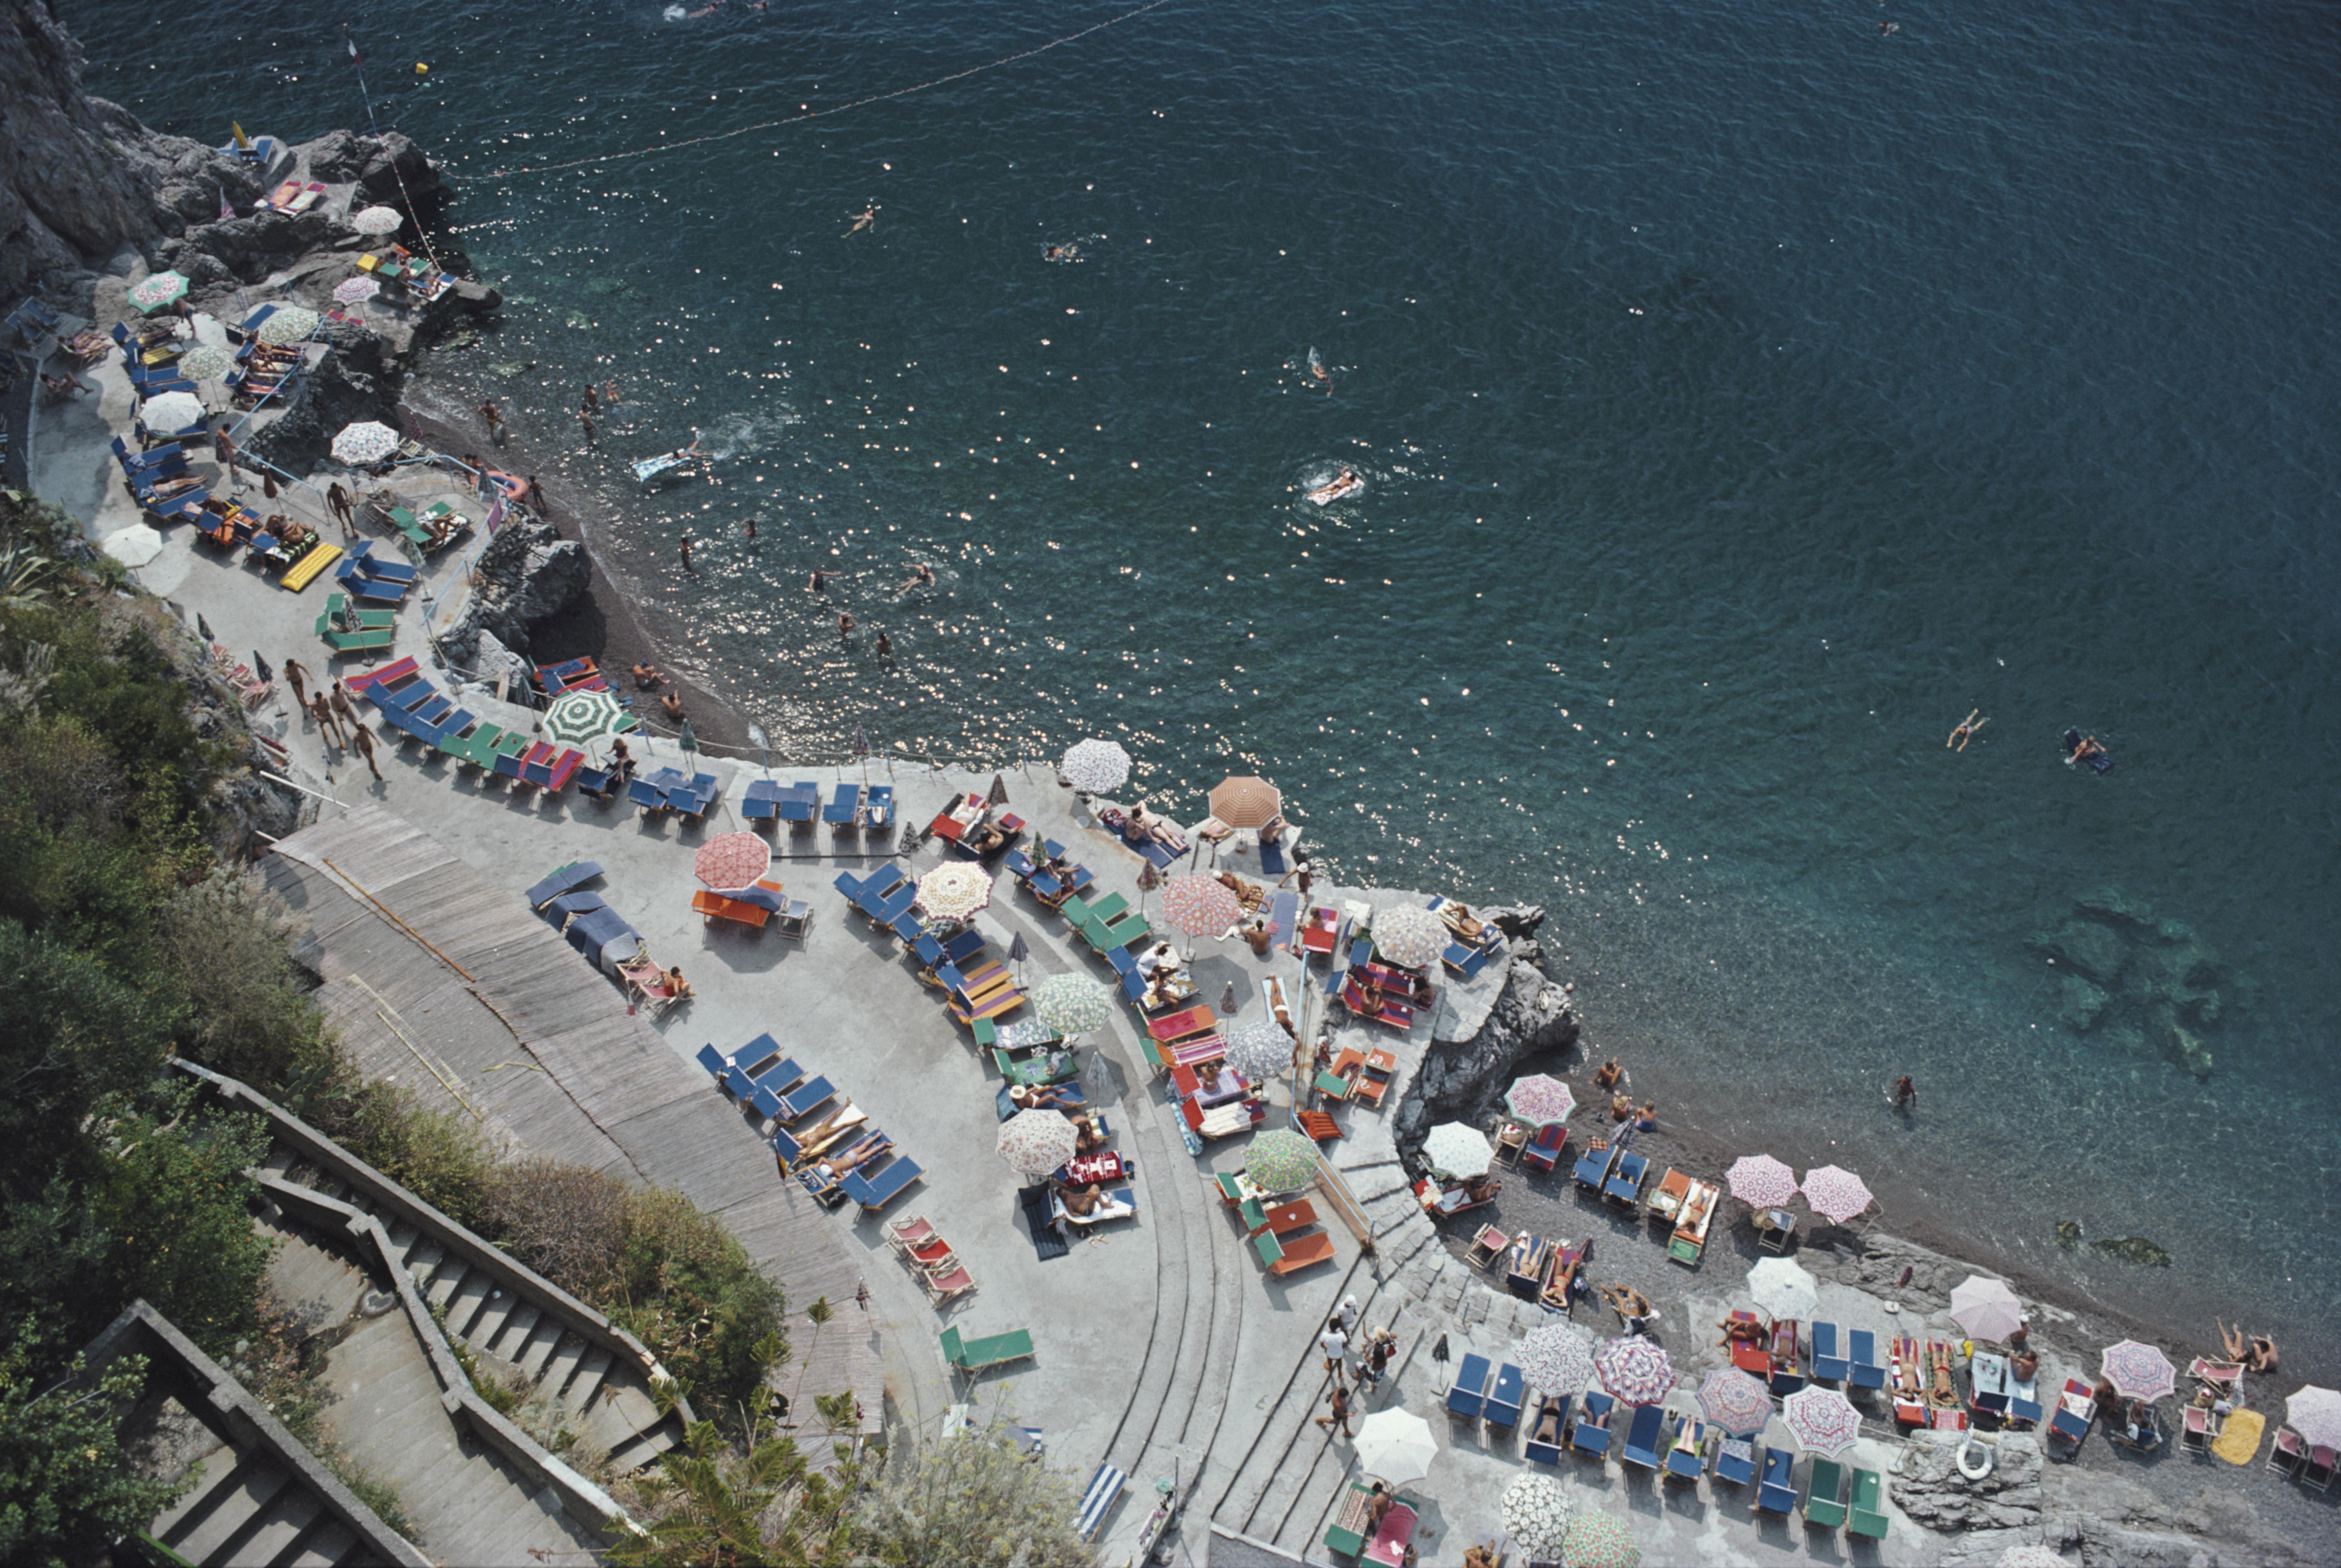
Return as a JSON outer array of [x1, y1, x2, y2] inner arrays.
[[437, 518, 590, 671]]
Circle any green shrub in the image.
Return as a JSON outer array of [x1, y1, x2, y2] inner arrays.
[[609, 1188, 785, 1418], [0, 1323, 187, 1568], [157, 867, 339, 1090], [480, 1157, 630, 1300], [334, 1079, 495, 1230]]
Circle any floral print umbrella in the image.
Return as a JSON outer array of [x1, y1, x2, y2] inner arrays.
[[1245, 1129, 1318, 1192], [1225, 1018, 1292, 1080], [1060, 737, 1130, 793], [2288, 1385, 2341, 1451], [692, 832, 770, 893], [1031, 972, 1113, 1037], [1561, 1511, 1637, 1568], [1725, 1154, 1799, 1208], [334, 275, 382, 304], [1421, 1122, 1494, 1179], [175, 343, 235, 381], [915, 862, 994, 922], [1781, 1385, 1863, 1456], [350, 205, 404, 234], [1503, 1074, 1576, 1127], [996, 1108, 1078, 1178], [1366, 905, 1447, 969], [1161, 874, 1241, 938], [1800, 1164, 1874, 1223], [1594, 1337, 1677, 1407], [2099, 1341, 2177, 1401], [128, 270, 189, 313], [330, 420, 400, 465], [140, 391, 204, 432], [1518, 1325, 1598, 1396], [1501, 1474, 1572, 1558], [257, 305, 322, 345], [1697, 1369, 1774, 1437]]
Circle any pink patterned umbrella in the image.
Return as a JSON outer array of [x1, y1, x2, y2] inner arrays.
[[1781, 1386, 1862, 1456], [1725, 1154, 1799, 1208], [2099, 1341, 2177, 1401], [1800, 1164, 1874, 1223], [333, 276, 380, 304], [692, 832, 770, 892], [1696, 1369, 1774, 1437], [2284, 1386, 2341, 1451], [1504, 1074, 1576, 1128], [1160, 874, 1241, 939], [1593, 1337, 1677, 1407]]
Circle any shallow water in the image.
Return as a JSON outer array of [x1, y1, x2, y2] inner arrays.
[[79, 0, 2341, 1363]]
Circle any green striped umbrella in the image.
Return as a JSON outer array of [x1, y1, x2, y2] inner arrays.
[[1245, 1130, 1317, 1192], [544, 688, 628, 747], [1031, 973, 1113, 1037], [128, 270, 190, 313], [1562, 1511, 1637, 1568]]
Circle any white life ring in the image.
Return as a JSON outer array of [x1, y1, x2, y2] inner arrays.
[[1955, 1435, 1994, 1480]]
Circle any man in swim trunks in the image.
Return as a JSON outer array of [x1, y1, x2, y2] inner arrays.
[[1946, 709, 1987, 750]]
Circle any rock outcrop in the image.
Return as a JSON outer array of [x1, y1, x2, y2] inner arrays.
[[1890, 1431, 2045, 1532], [1391, 910, 1578, 1163], [437, 520, 589, 671]]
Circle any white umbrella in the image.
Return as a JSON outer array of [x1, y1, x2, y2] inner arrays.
[[1367, 905, 1448, 969], [1948, 1275, 2026, 1343], [1517, 1324, 1598, 1396], [1422, 1121, 1493, 1178], [2288, 1386, 2341, 1452], [1746, 1257, 1819, 1322], [331, 420, 401, 465], [257, 305, 321, 345], [1060, 737, 1130, 794], [333, 276, 382, 304], [914, 862, 994, 923], [1501, 1474, 1573, 1558], [101, 525, 164, 568], [141, 391, 204, 431], [996, 1109, 1079, 1179], [350, 205, 405, 235], [1352, 1408, 1437, 1485]]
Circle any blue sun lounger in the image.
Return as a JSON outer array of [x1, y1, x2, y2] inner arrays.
[[1258, 830, 1286, 876], [743, 1060, 812, 1119], [1811, 1322, 1850, 1383], [1756, 1447, 1797, 1515], [1848, 1329, 1887, 1390], [1574, 1141, 1618, 1192], [1666, 1416, 1708, 1482], [779, 780, 819, 832], [1524, 1395, 1570, 1465], [772, 1075, 836, 1122], [1713, 1435, 1757, 1489], [544, 890, 606, 929], [1569, 1392, 1615, 1458], [1619, 1405, 1667, 1471], [1445, 1353, 1491, 1422], [1485, 1362, 1526, 1430], [842, 1152, 922, 1211], [1075, 1463, 1125, 1544], [862, 784, 894, 834], [741, 779, 783, 821], [823, 782, 860, 828], [1604, 1150, 1649, 1206]]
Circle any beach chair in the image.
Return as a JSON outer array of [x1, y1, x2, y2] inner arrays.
[[1361, 1499, 1417, 1568], [2303, 1445, 2337, 1491], [1323, 1482, 1377, 1558], [1811, 1322, 1849, 1383], [1768, 1321, 1804, 1396], [1523, 1395, 1569, 1466], [823, 781, 861, 831], [1603, 1149, 1648, 1207], [1848, 1467, 1889, 1539], [1712, 1434, 1756, 1489], [1466, 1224, 1509, 1269], [1668, 1180, 1718, 1265], [2180, 1404, 2216, 1453], [861, 783, 894, 835], [1755, 1446, 1797, 1514], [1571, 1139, 1616, 1192], [525, 860, 604, 911], [1485, 1362, 1526, 1430], [1848, 1329, 1887, 1390], [741, 778, 783, 822], [1569, 1392, 1615, 1458], [1493, 1121, 1528, 1167], [1522, 1122, 1567, 1173], [736, 1053, 809, 1110], [920, 1258, 977, 1305], [939, 1324, 1034, 1376], [1443, 1353, 1491, 1422], [2268, 1424, 2306, 1476], [2050, 1379, 2096, 1452], [1619, 1405, 1667, 1472], [1074, 1464, 1125, 1545], [843, 1153, 923, 1211], [774, 1075, 837, 1122], [1804, 1457, 1849, 1532], [1666, 1417, 1708, 1483]]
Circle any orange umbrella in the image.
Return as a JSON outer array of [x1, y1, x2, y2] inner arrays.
[[1208, 775, 1281, 830]]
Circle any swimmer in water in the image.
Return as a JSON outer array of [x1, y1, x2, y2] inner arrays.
[[808, 568, 828, 593], [845, 203, 879, 237], [874, 630, 893, 656], [2064, 731, 2107, 767], [897, 562, 936, 593], [1946, 709, 1988, 750], [1307, 348, 1332, 389]]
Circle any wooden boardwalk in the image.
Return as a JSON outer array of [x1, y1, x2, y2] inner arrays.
[[264, 805, 880, 1440]]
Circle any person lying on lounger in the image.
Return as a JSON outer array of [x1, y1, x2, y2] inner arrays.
[[1127, 803, 1185, 848], [1009, 1083, 1079, 1112], [963, 819, 1009, 856], [1073, 1118, 1103, 1155], [1060, 1181, 1103, 1217], [1719, 1317, 1768, 1346], [1601, 1284, 1653, 1332]]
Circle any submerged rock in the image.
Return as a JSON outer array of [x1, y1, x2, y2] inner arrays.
[[2167, 1024, 2213, 1080], [2055, 1219, 2084, 1251], [2056, 974, 2108, 1032], [2090, 1235, 2172, 1268], [2031, 919, 2128, 986]]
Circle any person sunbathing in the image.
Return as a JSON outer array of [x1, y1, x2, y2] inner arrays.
[[1128, 802, 1185, 848], [2218, 1318, 2248, 1363], [2012, 1348, 2040, 1383], [1720, 1317, 1767, 1346], [1931, 1347, 1961, 1405], [1073, 1119, 1103, 1155], [1009, 1084, 1078, 1111], [1601, 1284, 1653, 1332], [2248, 1335, 2278, 1374], [814, 1135, 890, 1181], [1637, 1099, 1659, 1130], [1061, 1181, 1102, 1217], [1593, 1057, 1622, 1091], [1243, 919, 1273, 958], [1611, 1092, 1634, 1122], [964, 819, 1008, 855], [1528, 1401, 1563, 1447], [632, 661, 663, 687], [664, 965, 694, 998]]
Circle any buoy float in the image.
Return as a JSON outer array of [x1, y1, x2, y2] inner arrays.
[[1955, 1434, 1994, 1480], [414, 62, 430, 75]]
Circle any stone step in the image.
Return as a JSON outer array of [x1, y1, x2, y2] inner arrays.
[[463, 1287, 520, 1351], [401, 1237, 444, 1282], [383, 1219, 418, 1255], [538, 1335, 590, 1406], [171, 1461, 291, 1563], [585, 1377, 666, 1453], [514, 1317, 570, 1383], [606, 1421, 681, 1475], [424, 1258, 469, 1313], [562, 1343, 616, 1416], [286, 1518, 358, 1566], [484, 1301, 543, 1365], [150, 1445, 241, 1542], [232, 1485, 321, 1565], [440, 1270, 495, 1339]]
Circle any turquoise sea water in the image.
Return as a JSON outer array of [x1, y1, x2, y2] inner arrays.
[[80, 0, 2341, 1359]]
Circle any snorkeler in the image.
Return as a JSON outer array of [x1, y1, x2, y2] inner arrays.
[[1946, 709, 1988, 750]]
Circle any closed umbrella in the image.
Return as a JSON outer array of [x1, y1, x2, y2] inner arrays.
[[101, 524, 164, 568], [1594, 1336, 1676, 1406], [1800, 1164, 1874, 1223], [1560, 1511, 1637, 1568], [174, 343, 235, 381], [2099, 1341, 2177, 1402], [1367, 905, 1447, 969], [350, 205, 405, 235], [1696, 1369, 1774, 1437], [1725, 1154, 1799, 1208], [1225, 1018, 1291, 1081], [1060, 737, 1129, 793], [996, 1109, 1079, 1178], [986, 771, 1010, 808], [128, 270, 190, 313], [1503, 1074, 1576, 1127], [544, 688, 629, 748], [2284, 1386, 2341, 1450], [1208, 774, 1281, 830], [1245, 1129, 1317, 1192], [1501, 1474, 1572, 1559], [1781, 1386, 1862, 1456], [1421, 1122, 1493, 1179], [1947, 1275, 2026, 1343], [692, 832, 770, 893], [1161, 874, 1241, 940], [915, 862, 994, 923], [334, 275, 382, 304], [1031, 972, 1114, 1038], [257, 306, 321, 345], [1518, 1325, 1597, 1397], [141, 390, 205, 431], [1747, 1258, 1819, 1322], [1351, 1408, 1437, 1485], [331, 420, 400, 465]]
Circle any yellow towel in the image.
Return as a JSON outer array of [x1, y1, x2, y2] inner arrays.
[[2211, 1408, 2264, 1466]]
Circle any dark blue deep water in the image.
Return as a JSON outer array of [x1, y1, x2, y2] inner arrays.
[[79, 0, 2341, 1359]]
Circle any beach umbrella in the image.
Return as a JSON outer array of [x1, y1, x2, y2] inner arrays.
[[1060, 737, 1130, 793], [1800, 1164, 1874, 1223], [1747, 1257, 1819, 1322], [1008, 931, 1030, 965], [678, 720, 698, 754], [1560, 1511, 1637, 1568], [1160, 874, 1241, 940], [1594, 1336, 1676, 1406], [1697, 1369, 1774, 1437], [1781, 1386, 1862, 1456], [334, 275, 382, 304], [1995, 1548, 2069, 1568], [1208, 774, 1281, 830], [1366, 906, 1447, 969], [544, 687, 629, 748], [1351, 1408, 1437, 1485], [1725, 1154, 1799, 1209], [914, 862, 994, 923], [1030, 972, 1113, 1038], [2099, 1341, 2177, 1402], [331, 420, 400, 465], [693, 832, 770, 893], [986, 771, 1010, 808], [996, 1108, 1079, 1179], [1422, 1121, 1494, 1179], [101, 524, 164, 568], [1503, 1074, 1576, 1128], [1518, 1324, 1597, 1397], [2284, 1386, 2341, 1450], [257, 305, 321, 345], [1225, 1018, 1291, 1081], [174, 343, 235, 381], [1501, 1474, 1573, 1559], [1245, 1129, 1318, 1192], [350, 205, 404, 235], [141, 390, 205, 431], [1948, 1275, 2026, 1343], [128, 270, 190, 313]]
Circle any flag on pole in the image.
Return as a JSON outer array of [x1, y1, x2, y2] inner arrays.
[[345, 30, 364, 68]]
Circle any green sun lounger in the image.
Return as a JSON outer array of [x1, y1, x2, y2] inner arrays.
[[1324, 1482, 1376, 1557], [940, 1325, 1034, 1374], [315, 616, 395, 655], [1804, 1458, 1849, 1532], [1848, 1467, 1889, 1539]]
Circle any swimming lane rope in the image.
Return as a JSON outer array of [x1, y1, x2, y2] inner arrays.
[[469, 0, 1183, 183]]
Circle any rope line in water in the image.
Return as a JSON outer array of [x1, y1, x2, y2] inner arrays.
[[470, 0, 1183, 183]]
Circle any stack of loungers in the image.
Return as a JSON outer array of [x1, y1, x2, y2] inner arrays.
[[695, 1033, 923, 1211]]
